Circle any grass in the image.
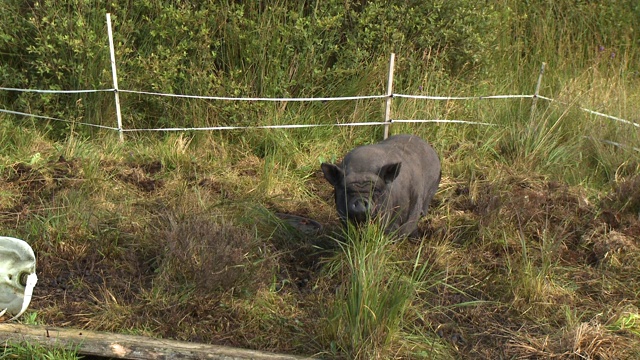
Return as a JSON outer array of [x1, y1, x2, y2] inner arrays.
[[4, 71, 640, 358], [2, 2, 640, 359], [324, 223, 415, 358], [0, 341, 80, 360]]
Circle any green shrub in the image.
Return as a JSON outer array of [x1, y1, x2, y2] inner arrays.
[[0, 0, 503, 132]]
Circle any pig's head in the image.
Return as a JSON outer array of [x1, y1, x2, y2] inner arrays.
[[321, 162, 401, 226]]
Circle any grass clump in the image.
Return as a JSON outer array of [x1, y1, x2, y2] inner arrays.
[[155, 208, 259, 293], [328, 223, 412, 358], [0, 341, 80, 360], [322, 223, 455, 359]]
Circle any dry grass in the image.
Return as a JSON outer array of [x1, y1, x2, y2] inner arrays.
[[2, 49, 640, 359], [2, 125, 640, 358]]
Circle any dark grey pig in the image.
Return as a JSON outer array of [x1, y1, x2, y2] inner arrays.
[[321, 134, 441, 237]]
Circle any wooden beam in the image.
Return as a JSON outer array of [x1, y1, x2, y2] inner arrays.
[[0, 323, 315, 360]]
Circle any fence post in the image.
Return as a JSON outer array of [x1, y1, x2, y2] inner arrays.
[[383, 53, 395, 140], [106, 13, 124, 142], [530, 62, 546, 122]]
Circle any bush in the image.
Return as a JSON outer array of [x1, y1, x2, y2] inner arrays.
[[0, 0, 501, 131], [0, 1, 637, 132]]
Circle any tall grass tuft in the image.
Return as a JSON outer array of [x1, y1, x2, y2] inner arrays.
[[325, 222, 412, 358], [324, 223, 455, 359]]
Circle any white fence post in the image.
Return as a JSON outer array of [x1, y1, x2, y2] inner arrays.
[[530, 62, 546, 121], [383, 53, 395, 140], [106, 13, 124, 142]]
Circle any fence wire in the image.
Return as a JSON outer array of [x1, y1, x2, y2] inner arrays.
[[118, 89, 388, 102], [0, 87, 113, 94], [0, 87, 636, 132], [0, 108, 119, 130]]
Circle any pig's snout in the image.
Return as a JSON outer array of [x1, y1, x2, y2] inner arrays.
[[348, 196, 371, 223]]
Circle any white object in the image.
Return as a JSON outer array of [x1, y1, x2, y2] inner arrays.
[[0, 236, 37, 321]]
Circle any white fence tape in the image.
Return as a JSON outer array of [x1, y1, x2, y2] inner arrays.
[[0, 87, 112, 94], [579, 107, 639, 128], [122, 121, 389, 132], [393, 94, 534, 100], [537, 95, 639, 128], [584, 136, 640, 152], [0, 12, 634, 148], [0, 33, 634, 135], [118, 89, 388, 102], [391, 119, 496, 126], [0, 108, 119, 130], [0, 89, 635, 132], [0, 15, 633, 135]]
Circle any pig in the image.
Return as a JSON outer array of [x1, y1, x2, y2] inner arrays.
[[321, 134, 440, 238]]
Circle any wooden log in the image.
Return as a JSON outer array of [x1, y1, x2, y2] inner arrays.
[[0, 323, 316, 360]]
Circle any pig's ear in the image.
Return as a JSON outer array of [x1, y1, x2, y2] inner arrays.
[[380, 162, 401, 184], [321, 163, 344, 187]]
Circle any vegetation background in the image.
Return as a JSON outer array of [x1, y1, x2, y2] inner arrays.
[[1, 0, 639, 358]]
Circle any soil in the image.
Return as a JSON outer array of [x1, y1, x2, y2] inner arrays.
[[2, 155, 640, 358]]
